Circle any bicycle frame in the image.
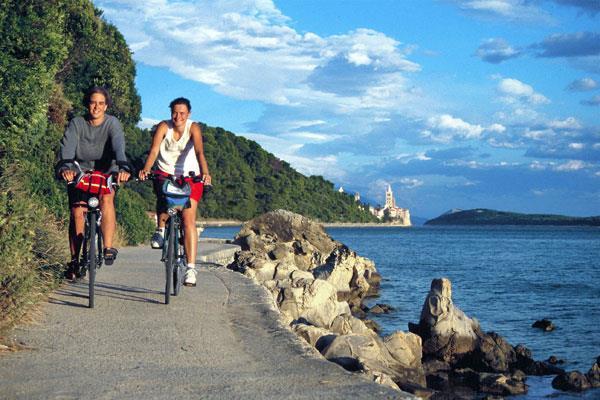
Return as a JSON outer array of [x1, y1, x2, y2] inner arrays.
[[161, 208, 187, 304], [81, 201, 104, 308], [142, 170, 209, 305]]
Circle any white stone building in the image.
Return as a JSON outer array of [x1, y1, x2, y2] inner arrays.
[[371, 185, 411, 226]]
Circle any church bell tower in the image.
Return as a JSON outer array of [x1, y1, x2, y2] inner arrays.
[[385, 184, 395, 209]]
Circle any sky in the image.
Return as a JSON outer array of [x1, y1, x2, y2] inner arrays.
[[94, 0, 600, 218]]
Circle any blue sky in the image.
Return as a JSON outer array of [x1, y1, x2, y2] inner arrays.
[[95, 0, 599, 218]]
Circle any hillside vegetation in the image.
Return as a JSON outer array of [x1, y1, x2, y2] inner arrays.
[[425, 209, 600, 226]]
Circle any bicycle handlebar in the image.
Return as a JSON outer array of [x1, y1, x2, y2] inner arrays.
[[55, 159, 134, 180], [55, 159, 122, 190], [139, 170, 209, 184], [137, 170, 213, 193]]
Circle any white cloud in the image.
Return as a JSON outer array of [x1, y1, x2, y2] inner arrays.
[[487, 123, 506, 133], [97, 0, 420, 113], [453, 0, 552, 22], [547, 117, 581, 130], [568, 143, 584, 150], [281, 131, 341, 143], [529, 161, 546, 170], [554, 160, 587, 171], [498, 78, 550, 105], [423, 114, 484, 143], [475, 38, 521, 63], [394, 152, 432, 163], [137, 117, 161, 129], [400, 177, 424, 189], [581, 95, 600, 106], [566, 77, 598, 91]]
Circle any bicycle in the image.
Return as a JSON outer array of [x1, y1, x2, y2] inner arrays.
[[142, 171, 210, 304], [55, 159, 128, 308]]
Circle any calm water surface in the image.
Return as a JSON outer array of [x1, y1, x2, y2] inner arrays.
[[203, 225, 600, 399]]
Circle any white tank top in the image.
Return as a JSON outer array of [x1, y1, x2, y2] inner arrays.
[[156, 119, 200, 176]]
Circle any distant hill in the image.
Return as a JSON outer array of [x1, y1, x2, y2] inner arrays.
[[425, 209, 600, 226]]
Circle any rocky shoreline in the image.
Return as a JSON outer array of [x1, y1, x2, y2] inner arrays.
[[226, 210, 599, 399]]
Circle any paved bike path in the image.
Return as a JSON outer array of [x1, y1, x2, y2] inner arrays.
[[0, 243, 408, 399]]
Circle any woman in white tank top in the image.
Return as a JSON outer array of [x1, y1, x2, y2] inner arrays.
[[139, 97, 212, 286], [155, 119, 200, 176]]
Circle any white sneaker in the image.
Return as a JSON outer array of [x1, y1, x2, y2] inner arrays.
[[184, 267, 197, 287], [151, 230, 164, 249]]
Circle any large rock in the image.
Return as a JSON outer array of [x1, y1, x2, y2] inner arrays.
[[321, 333, 426, 388], [450, 368, 528, 397], [291, 322, 335, 349], [231, 210, 380, 306], [587, 357, 600, 388], [552, 371, 591, 392], [312, 245, 375, 306], [532, 318, 555, 332], [329, 314, 372, 336], [460, 332, 516, 373], [278, 278, 350, 327], [384, 331, 423, 370], [409, 278, 480, 363], [513, 344, 565, 375]]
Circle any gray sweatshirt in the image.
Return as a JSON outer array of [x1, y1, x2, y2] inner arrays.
[[59, 115, 127, 172]]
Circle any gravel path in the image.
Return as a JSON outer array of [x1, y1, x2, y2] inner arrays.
[[0, 244, 410, 399]]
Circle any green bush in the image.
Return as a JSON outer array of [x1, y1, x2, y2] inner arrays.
[[0, 164, 68, 333], [115, 188, 155, 245]]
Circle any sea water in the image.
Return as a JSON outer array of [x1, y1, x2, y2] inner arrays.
[[203, 225, 600, 399]]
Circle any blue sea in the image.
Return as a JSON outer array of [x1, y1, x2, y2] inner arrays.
[[203, 225, 600, 399]]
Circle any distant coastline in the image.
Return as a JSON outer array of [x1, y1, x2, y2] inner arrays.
[[321, 222, 412, 228], [426, 208, 600, 226], [197, 219, 415, 228]]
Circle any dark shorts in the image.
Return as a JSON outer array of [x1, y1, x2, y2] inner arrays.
[[67, 184, 117, 208], [153, 170, 204, 213]]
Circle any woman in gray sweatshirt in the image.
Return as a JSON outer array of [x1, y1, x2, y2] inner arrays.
[[58, 86, 131, 279]]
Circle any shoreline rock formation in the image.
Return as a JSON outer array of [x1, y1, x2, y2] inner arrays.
[[408, 278, 567, 397], [227, 210, 598, 399], [228, 210, 424, 395]]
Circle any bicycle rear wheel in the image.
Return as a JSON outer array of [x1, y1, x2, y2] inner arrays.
[[164, 217, 175, 304], [87, 212, 97, 308]]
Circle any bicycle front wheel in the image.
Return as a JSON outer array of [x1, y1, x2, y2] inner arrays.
[[164, 218, 175, 304], [87, 212, 97, 309]]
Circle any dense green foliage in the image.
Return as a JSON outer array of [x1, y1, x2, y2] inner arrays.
[[425, 209, 600, 226], [0, 0, 152, 333], [128, 125, 377, 223]]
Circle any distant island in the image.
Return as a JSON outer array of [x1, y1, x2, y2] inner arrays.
[[425, 209, 600, 226]]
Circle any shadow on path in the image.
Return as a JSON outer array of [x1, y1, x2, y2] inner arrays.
[[50, 281, 163, 307]]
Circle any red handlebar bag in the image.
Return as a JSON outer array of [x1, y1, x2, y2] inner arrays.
[[75, 171, 114, 195]]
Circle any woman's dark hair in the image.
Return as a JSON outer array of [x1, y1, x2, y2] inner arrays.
[[169, 97, 191, 112], [83, 86, 112, 107]]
